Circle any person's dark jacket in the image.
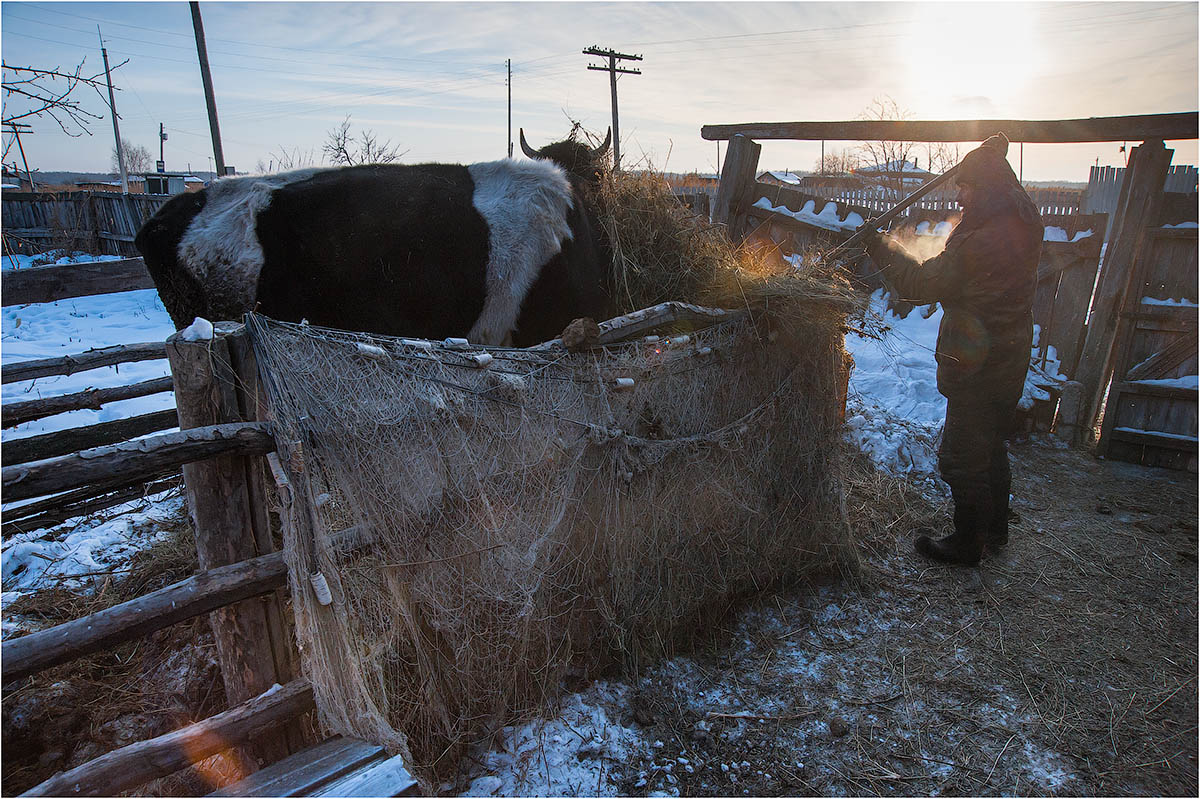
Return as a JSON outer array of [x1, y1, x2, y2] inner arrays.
[[866, 199, 1043, 401]]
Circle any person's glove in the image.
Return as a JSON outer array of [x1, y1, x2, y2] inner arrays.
[[856, 225, 890, 265]]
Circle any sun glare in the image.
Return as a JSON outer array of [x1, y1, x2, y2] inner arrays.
[[906, 4, 1041, 117]]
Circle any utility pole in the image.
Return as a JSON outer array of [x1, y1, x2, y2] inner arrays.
[[190, 2, 226, 177], [4, 122, 36, 191], [98, 27, 128, 194], [583, 46, 641, 172], [158, 122, 168, 172], [506, 58, 512, 158]]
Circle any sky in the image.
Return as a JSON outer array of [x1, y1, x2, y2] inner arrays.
[[1, 1, 1197, 181]]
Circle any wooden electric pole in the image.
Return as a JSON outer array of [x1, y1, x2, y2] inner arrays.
[[507, 58, 513, 158], [98, 27, 128, 194], [4, 122, 36, 192], [190, 2, 226, 177], [583, 46, 641, 172]]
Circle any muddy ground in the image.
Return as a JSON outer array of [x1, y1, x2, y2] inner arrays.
[[3, 439, 1197, 796], [604, 441, 1198, 797]]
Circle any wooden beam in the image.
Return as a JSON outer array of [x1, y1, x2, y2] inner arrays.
[[168, 328, 298, 765], [700, 113, 1199, 143], [1, 257, 155, 306], [1, 551, 287, 683], [1, 409, 179, 467], [712, 134, 762, 241], [20, 679, 316, 797], [1, 421, 274, 503], [2, 342, 167, 384], [2, 376, 173, 428]]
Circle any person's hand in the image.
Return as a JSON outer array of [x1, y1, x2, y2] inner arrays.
[[856, 225, 889, 263]]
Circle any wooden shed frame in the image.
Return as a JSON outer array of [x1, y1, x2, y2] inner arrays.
[[705, 112, 1198, 461]]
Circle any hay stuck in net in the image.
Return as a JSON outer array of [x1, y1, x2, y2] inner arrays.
[[249, 299, 853, 785]]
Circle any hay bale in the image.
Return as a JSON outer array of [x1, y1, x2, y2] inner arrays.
[[245, 168, 865, 787]]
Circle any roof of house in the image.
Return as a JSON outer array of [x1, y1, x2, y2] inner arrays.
[[759, 170, 805, 184], [854, 159, 934, 177]]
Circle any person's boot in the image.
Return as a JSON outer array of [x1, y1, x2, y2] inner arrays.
[[985, 474, 1012, 553], [914, 490, 988, 566]]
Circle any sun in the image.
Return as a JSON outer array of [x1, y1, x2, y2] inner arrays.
[[905, 3, 1041, 117]]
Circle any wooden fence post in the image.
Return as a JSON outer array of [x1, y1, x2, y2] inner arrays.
[[1072, 139, 1173, 446], [712, 134, 762, 243], [166, 323, 304, 770]]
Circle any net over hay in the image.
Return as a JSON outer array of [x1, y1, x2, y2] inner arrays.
[[248, 300, 851, 783]]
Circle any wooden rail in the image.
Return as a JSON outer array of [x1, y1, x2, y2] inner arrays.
[[2, 409, 179, 467], [2, 376, 173, 428], [2, 421, 274, 503], [2, 342, 167, 384], [701, 112, 1200, 143], [2, 474, 180, 537], [21, 679, 316, 797], [1, 257, 156, 306], [2, 551, 288, 683]]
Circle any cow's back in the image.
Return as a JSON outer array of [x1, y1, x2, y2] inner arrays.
[[254, 163, 490, 338]]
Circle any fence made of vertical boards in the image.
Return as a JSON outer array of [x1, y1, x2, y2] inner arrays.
[[1082, 164, 1198, 236], [1, 191, 170, 257]]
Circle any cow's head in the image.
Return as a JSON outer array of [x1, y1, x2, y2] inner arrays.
[[519, 127, 611, 185]]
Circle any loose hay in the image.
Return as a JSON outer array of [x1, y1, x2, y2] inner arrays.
[[245, 168, 865, 787]]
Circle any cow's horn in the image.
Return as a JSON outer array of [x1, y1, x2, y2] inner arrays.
[[593, 127, 612, 158], [519, 128, 539, 159]]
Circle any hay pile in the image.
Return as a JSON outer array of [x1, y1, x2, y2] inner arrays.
[[247, 169, 863, 788]]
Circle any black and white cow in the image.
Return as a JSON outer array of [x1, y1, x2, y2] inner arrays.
[[135, 129, 614, 347]]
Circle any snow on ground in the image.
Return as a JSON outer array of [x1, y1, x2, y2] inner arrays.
[[2, 251, 180, 607]]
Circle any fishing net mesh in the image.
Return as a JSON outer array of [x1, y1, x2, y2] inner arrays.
[[246, 301, 853, 784]]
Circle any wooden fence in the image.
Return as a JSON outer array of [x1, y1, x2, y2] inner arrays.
[[1, 192, 169, 257], [795, 178, 1083, 216], [1082, 164, 1197, 236]]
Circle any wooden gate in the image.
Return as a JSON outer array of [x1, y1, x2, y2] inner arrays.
[[1031, 213, 1108, 379], [1098, 225, 1198, 470]]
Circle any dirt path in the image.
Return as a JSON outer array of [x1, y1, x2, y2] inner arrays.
[[611, 441, 1198, 796]]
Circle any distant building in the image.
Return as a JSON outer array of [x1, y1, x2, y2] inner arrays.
[[853, 159, 934, 189], [75, 176, 147, 194], [138, 172, 205, 195], [757, 170, 806, 187], [1, 164, 36, 192]]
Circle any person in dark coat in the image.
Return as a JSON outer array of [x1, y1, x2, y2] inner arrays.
[[861, 133, 1043, 565]]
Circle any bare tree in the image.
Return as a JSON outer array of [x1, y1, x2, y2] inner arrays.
[[814, 147, 861, 176], [322, 116, 406, 166], [2, 57, 126, 136], [855, 97, 918, 199], [255, 145, 318, 173], [112, 138, 151, 174]]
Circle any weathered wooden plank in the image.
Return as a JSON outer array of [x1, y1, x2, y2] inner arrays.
[[1110, 426, 1199, 450], [1, 257, 155, 306], [2, 376, 174, 428], [700, 113, 1200, 143], [1112, 381, 1200, 401], [712, 134, 762, 239], [1, 551, 288, 683], [311, 753, 420, 797], [208, 738, 385, 797], [2, 341, 167, 384], [1, 421, 274, 503], [1, 409, 179, 467], [20, 680, 316, 797], [1125, 331, 1199, 381], [168, 328, 299, 764], [1079, 140, 1174, 446]]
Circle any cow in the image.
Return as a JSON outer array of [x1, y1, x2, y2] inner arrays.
[[134, 128, 614, 347]]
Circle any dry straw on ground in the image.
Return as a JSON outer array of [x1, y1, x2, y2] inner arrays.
[[245, 167, 866, 789]]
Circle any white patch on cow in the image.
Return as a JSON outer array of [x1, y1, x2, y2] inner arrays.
[[176, 168, 325, 313], [467, 159, 574, 345]]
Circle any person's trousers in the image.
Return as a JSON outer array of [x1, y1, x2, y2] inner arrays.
[[939, 391, 1018, 544]]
